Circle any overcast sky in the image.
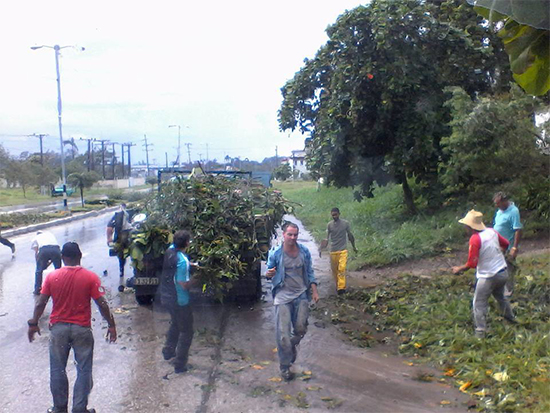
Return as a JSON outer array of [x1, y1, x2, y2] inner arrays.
[[0, 0, 364, 165]]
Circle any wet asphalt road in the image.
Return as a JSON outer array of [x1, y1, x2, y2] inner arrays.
[[0, 213, 469, 413]]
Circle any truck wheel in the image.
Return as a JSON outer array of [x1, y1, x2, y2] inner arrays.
[[136, 294, 154, 305]]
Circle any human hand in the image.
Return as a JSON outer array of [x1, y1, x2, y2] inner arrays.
[[105, 326, 117, 343], [266, 267, 276, 279], [510, 247, 518, 259], [28, 325, 41, 343], [451, 266, 462, 275], [312, 290, 320, 303]]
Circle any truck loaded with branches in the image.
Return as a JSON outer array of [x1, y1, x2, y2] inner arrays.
[[126, 171, 291, 305]]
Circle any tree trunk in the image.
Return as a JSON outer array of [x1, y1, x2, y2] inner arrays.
[[400, 172, 417, 215], [80, 186, 84, 207]]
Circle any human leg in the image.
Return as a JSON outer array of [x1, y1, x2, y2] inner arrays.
[[504, 256, 517, 297], [0, 236, 15, 253], [492, 270, 515, 321], [71, 325, 95, 413], [337, 250, 348, 292], [472, 278, 493, 336], [49, 323, 72, 411], [275, 303, 294, 369], [35, 248, 49, 293], [52, 247, 62, 269], [163, 307, 180, 360], [290, 297, 309, 363], [174, 305, 194, 372], [329, 252, 339, 289]]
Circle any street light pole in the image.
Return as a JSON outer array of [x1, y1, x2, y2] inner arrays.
[[31, 44, 84, 209]]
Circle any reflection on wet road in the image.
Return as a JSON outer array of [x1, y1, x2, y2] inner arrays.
[[0, 213, 468, 412]]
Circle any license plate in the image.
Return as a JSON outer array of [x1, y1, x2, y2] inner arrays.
[[133, 277, 159, 286]]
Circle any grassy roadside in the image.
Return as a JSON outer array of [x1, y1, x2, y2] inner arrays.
[[275, 181, 546, 269], [313, 253, 550, 412], [0, 185, 150, 207]]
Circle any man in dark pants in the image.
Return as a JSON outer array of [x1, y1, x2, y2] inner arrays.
[[160, 230, 197, 373], [31, 230, 62, 295], [28, 242, 117, 413], [106, 203, 132, 278]]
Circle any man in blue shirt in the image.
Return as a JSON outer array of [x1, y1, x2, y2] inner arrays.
[[160, 230, 197, 373], [266, 222, 319, 381], [493, 192, 523, 296]]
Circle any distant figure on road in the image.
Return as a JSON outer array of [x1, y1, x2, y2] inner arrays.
[[492, 192, 523, 297], [266, 222, 319, 381], [106, 203, 133, 278], [0, 230, 15, 256], [160, 230, 197, 374], [28, 242, 117, 413], [452, 210, 515, 339], [321, 207, 357, 295], [31, 230, 61, 295]]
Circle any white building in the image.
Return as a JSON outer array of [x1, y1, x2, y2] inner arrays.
[[290, 149, 309, 177]]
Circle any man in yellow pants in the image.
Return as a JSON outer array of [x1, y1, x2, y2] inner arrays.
[[321, 208, 357, 295]]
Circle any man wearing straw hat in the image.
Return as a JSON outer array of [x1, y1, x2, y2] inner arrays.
[[452, 210, 515, 338]]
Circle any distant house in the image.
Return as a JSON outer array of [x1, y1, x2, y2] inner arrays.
[[290, 149, 308, 177]]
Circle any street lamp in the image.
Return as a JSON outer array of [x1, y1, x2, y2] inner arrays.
[[168, 124, 181, 168], [31, 44, 84, 209]]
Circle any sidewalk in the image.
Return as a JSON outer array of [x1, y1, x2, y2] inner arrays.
[[1, 205, 119, 238]]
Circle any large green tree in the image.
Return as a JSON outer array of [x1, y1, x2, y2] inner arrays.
[[67, 171, 101, 207], [279, 0, 511, 213]]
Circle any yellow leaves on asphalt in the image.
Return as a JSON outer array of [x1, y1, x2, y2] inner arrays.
[[303, 370, 312, 375], [306, 386, 321, 391], [283, 394, 293, 401], [272, 347, 278, 353], [440, 400, 451, 405], [405, 361, 414, 366], [492, 371, 509, 382], [458, 380, 472, 392], [444, 368, 456, 377], [413, 342, 423, 349], [259, 361, 271, 365], [268, 377, 283, 383], [251, 364, 264, 370]]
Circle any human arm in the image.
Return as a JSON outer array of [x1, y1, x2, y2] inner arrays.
[[28, 294, 49, 342], [266, 248, 277, 278], [452, 234, 480, 274], [497, 232, 511, 253], [106, 226, 114, 245], [347, 223, 357, 253], [311, 283, 319, 303], [510, 229, 522, 259], [94, 295, 117, 342]]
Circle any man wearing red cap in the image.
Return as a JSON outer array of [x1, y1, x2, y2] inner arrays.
[[452, 210, 515, 338]]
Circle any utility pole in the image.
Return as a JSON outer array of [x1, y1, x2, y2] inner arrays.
[[185, 143, 192, 165], [120, 143, 125, 178], [30, 133, 49, 166], [124, 142, 136, 178], [111, 143, 117, 179], [79, 137, 95, 171], [143, 135, 153, 176], [93, 139, 109, 179], [275, 145, 279, 166], [165, 152, 168, 168]]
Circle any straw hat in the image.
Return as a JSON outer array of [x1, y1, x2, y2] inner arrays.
[[458, 210, 486, 231]]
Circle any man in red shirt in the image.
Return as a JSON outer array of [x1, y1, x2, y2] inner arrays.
[[452, 210, 515, 339], [28, 242, 117, 413]]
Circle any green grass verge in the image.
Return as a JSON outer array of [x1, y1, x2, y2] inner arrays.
[[332, 254, 549, 412], [275, 181, 547, 268]]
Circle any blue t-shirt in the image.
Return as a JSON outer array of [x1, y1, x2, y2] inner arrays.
[[493, 203, 522, 250], [175, 251, 190, 306]]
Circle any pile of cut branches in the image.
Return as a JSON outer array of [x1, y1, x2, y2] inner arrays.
[[129, 175, 291, 298]]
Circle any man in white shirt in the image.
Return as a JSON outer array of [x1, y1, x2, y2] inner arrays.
[[31, 230, 61, 295]]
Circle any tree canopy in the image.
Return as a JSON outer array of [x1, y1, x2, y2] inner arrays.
[[278, 0, 511, 213]]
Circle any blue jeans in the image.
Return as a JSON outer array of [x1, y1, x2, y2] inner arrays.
[[275, 294, 309, 369], [49, 323, 94, 413], [35, 245, 61, 293]]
